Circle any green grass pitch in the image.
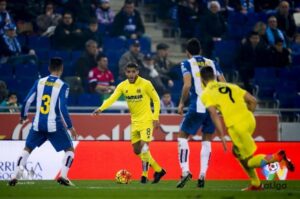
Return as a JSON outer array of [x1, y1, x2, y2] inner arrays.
[[1, 180, 300, 199]]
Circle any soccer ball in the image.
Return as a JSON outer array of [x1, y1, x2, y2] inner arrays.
[[115, 169, 131, 184], [267, 162, 279, 173]]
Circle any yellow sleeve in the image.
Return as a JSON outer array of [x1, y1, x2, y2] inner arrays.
[[146, 81, 160, 120], [98, 83, 123, 111], [201, 91, 215, 108]]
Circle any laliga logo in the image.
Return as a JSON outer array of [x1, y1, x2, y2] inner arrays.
[[12, 119, 32, 140], [262, 162, 288, 180]]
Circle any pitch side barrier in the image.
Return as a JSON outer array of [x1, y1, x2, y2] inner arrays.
[[0, 141, 299, 180], [0, 110, 279, 141]]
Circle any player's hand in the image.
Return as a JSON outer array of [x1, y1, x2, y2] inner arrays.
[[92, 108, 102, 115], [177, 103, 184, 115], [153, 120, 160, 129], [69, 127, 78, 140]]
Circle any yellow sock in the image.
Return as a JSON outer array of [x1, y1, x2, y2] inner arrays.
[[238, 160, 261, 187], [147, 151, 162, 172], [247, 168, 261, 187], [248, 154, 278, 168]]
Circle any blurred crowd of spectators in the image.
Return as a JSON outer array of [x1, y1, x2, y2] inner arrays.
[[0, 0, 178, 113], [1, 0, 300, 112]]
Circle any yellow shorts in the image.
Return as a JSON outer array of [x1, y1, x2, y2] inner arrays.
[[131, 122, 153, 144], [228, 115, 257, 160]]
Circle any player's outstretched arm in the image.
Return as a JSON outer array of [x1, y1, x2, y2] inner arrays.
[[207, 106, 227, 152], [93, 84, 123, 115]]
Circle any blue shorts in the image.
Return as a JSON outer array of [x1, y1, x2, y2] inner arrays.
[[180, 111, 215, 135], [25, 128, 73, 152]]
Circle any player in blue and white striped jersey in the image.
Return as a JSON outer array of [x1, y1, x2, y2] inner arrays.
[[8, 57, 77, 186], [176, 38, 226, 188]]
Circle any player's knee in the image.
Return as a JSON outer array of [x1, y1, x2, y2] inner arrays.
[[202, 133, 212, 141], [232, 145, 240, 158], [133, 147, 140, 155], [141, 143, 149, 154], [240, 158, 250, 168], [24, 147, 33, 154], [178, 131, 189, 139]]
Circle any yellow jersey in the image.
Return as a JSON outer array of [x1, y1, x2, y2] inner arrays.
[[201, 80, 253, 127], [99, 76, 160, 126]]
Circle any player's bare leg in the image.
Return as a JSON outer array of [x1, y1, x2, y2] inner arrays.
[[57, 147, 75, 186], [8, 147, 33, 186], [177, 131, 192, 188]]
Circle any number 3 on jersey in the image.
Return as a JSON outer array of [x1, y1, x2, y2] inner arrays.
[[40, 94, 51, 114]]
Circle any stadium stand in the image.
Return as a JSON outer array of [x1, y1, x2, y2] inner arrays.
[[0, 0, 299, 121]]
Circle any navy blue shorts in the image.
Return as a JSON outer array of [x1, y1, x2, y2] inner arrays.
[[25, 128, 73, 152], [180, 111, 215, 135]]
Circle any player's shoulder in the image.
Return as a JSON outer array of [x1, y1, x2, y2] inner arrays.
[[202, 57, 216, 67], [118, 79, 129, 88], [180, 59, 191, 74], [180, 59, 191, 67], [138, 77, 152, 86], [56, 78, 68, 89]]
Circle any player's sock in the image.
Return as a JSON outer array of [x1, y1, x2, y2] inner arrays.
[[199, 141, 211, 178], [12, 150, 30, 179], [248, 154, 279, 168], [178, 138, 190, 176], [239, 159, 261, 187], [138, 154, 149, 177], [140, 144, 150, 177], [147, 151, 162, 172], [61, 151, 74, 178]]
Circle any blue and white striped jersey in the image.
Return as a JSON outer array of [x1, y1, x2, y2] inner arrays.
[[181, 55, 223, 113], [21, 75, 73, 132]]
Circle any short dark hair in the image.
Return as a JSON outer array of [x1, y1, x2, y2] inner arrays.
[[186, 38, 201, 55], [156, 43, 169, 50], [162, 90, 171, 96], [126, 62, 139, 69], [96, 53, 107, 61], [63, 11, 73, 18], [249, 31, 259, 37], [8, 92, 17, 98], [200, 66, 215, 81], [49, 57, 63, 71]]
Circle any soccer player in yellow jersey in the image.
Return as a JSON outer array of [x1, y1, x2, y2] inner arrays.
[[200, 66, 295, 191], [93, 62, 166, 184]]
